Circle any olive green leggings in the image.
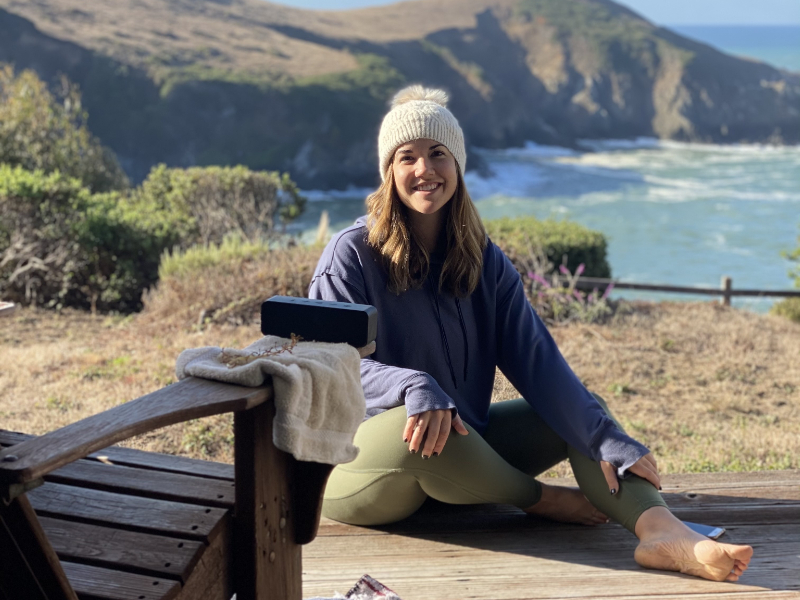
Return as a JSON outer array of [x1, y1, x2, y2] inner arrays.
[[322, 395, 667, 532]]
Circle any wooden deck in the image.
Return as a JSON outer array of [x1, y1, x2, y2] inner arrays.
[[303, 470, 800, 600]]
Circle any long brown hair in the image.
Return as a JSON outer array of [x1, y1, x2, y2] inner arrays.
[[365, 166, 486, 297]]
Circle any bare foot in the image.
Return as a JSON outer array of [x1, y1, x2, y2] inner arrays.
[[634, 507, 753, 582], [523, 482, 608, 525]]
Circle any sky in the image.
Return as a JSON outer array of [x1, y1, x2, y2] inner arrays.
[[268, 0, 800, 25]]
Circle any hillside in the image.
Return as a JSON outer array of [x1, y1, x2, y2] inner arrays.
[[1, 0, 798, 188]]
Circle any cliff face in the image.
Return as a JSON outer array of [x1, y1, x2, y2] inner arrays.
[[1, 0, 797, 189]]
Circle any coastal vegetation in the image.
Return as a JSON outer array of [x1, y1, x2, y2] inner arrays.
[[0, 67, 306, 312]]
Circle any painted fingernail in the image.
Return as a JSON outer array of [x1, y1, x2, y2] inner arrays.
[[610, 488, 617, 495], [422, 455, 430, 460], [403, 437, 408, 443], [409, 449, 416, 454], [658, 486, 662, 491], [432, 452, 439, 457]]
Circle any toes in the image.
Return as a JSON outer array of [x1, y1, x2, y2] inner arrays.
[[725, 573, 740, 583]]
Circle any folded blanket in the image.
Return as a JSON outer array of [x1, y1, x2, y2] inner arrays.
[[176, 335, 366, 465]]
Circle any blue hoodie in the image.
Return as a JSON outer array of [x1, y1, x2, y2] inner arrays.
[[308, 218, 649, 476]]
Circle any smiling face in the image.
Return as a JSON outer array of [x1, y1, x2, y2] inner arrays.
[[392, 138, 458, 217]]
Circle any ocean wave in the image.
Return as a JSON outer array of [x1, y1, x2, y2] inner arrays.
[[465, 161, 549, 199], [580, 137, 800, 154], [578, 137, 662, 151], [475, 141, 578, 159]]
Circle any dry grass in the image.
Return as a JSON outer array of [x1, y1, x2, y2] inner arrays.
[[140, 243, 320, 332], [494, 301, 800, 476], [2, 301, 799, 476]]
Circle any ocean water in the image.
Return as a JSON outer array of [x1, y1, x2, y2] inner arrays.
[[296, 139, 800, 311], [670, 25, 800, 72]]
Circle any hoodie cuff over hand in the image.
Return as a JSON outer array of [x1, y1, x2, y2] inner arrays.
[[593, 423, 650, 479], [403, 373, 457, 418]]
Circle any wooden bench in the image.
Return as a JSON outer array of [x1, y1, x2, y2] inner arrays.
[[0, 376, 341, 600]]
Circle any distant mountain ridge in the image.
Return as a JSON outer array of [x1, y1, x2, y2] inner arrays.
[[1, 0, 798, 189]]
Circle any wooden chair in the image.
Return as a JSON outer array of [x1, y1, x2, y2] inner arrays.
[[0, 361, 369, 600]]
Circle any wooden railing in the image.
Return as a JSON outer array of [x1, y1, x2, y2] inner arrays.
[[558, 276, 800, 307]]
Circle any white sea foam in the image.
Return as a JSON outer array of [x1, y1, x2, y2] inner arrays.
[[578, 137, 661, 151], [478, 141, 579, 159], [464, 160, 548, 199]]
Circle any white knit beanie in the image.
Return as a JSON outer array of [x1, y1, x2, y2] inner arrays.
[[378, 85, 466, 181]]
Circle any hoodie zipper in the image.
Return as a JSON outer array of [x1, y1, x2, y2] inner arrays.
[[427, 272, 469, 389]]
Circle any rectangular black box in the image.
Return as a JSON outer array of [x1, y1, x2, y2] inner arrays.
[[261, 296, 377, 348]]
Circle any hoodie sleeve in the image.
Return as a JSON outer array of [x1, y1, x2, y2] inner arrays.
[[492, 247, 649, 477], [309, 270, 456, 419]]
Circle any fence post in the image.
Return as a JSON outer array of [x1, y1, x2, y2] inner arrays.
[[721, 276, 732, 307]]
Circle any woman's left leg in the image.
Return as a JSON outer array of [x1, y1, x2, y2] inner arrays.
[[482, 395, 667, 533], [484, 396, 753, 582]]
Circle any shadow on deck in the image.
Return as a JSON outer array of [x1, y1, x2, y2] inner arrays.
[[304, 470, 800, 600]]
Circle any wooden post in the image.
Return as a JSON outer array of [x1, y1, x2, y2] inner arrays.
[[234, 402, 302, 600], [721, 276, 732, 307]]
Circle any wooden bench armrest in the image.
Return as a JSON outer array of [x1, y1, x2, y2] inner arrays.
[[0, 377, 272, 487]]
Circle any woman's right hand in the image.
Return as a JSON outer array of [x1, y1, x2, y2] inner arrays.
[[404, 409, 469, 458]]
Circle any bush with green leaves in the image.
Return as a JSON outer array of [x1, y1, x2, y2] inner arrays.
[[771, 226, 800, 323], [484, 215, 612, 278], [0, 64, 128, 193], [0, 166, 156, 311], [132, 164, 305, 248]]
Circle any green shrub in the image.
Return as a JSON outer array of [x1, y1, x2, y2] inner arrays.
[[132, 164, 305, 248], [787, 225, 800, 287], [770, 297, 800, 323], [0, 166, 91, 307], [0, 64, 128, 192], [485, 216, 612, 278], [0, 162, 305, 312], [0, 166, 164, 311], [772, 225, 800, 323]]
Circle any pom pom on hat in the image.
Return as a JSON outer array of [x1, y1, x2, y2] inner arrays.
[[378, 84, 466, 181], [391, 85, 449, 109]]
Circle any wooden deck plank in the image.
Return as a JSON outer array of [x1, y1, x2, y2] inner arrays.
[[28, 483, 227, 541], [62, 562, 180, 600], [304, 471, 800, 600], [44, 459, 235, 508], [40, 516, 206, 582]]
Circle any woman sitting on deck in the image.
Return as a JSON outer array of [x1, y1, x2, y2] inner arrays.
[[308, 85, 753, 582]]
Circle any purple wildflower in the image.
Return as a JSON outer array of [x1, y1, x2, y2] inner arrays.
[[576, 263, 585, 276], [559, 264, 569, 275], [601, 282, 615, 299], [532, 273, 551, 288]]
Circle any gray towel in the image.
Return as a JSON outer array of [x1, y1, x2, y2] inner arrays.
[[176, 336, 365, 465]]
